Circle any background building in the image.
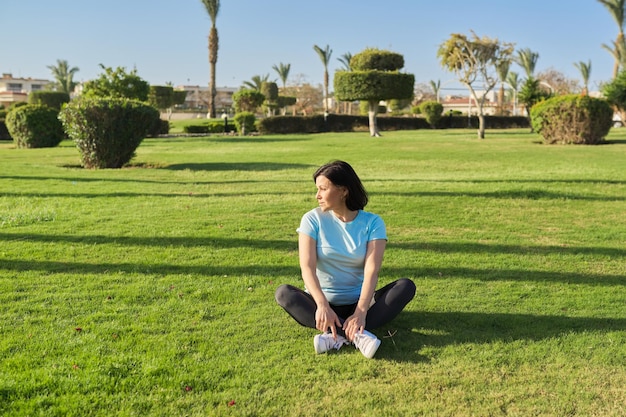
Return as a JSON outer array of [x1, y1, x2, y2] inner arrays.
[[0, 73, 52, 108]]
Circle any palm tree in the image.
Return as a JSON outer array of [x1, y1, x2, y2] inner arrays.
[[337, 52, 352, 71], [495, 59, 511, 114], [516, 48, 539, 79], [336, 53, 353, 113], [200, 0, 220, 118], [574, 60, 592, 95], [602, 39, 626, 75], [506, 71, 520, 115], [598, 0, 626, 78], [242, 74, 270, 91], [430, 79, 441, 102], [272, 63, 291, 89], [46, 59, 79, 94], [313, 44, 332, 113]]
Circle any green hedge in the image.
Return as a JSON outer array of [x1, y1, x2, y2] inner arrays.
[[257, 114, 530, 134], [59, 97, 160, 168], [5, 104, 65, 148], [28, 91, 70, 110], [0, 108, 10, 140], [183, 119, 232, 134], [530, 94, 612, 144]]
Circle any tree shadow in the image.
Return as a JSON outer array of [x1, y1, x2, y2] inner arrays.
[[0, 233, 296, 251], [368, 178, 626, 185], [162, 162, 314, 172], [388, 241, 626, 259], [154, 136, 312, 144], [376, 310, 626, 363], [0, 258, 300, 278], [371, 189, 626, 201], [0, 175, 302, 186]]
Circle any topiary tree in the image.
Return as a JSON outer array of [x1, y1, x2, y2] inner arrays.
[[148, 86, 174, 111], [82, 65, 150, 101], [334, 48, 414, 137], [419, 101, 444, 128], [530, 94, 612, 144], [233, 89, 265, 113], [261, 81, 279, 116], [5, 104, 65, 148], [233, 111, 256, 135], [59, 97, 160, 168], [28, 91, 70, 111], [276, 95, 296, 115]]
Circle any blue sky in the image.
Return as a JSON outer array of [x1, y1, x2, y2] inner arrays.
[[1, 0, 617, 93]]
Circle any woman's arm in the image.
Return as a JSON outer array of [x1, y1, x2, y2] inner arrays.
[[298, 233, 342, 338], [344, 238, 386, 341]]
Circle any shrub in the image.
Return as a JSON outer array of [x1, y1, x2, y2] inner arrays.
[[28, 91, 70, 110], [148, 119, 170, 137], [0, 107, 9, 140], [5, 104, 64, 148], [182, 120, 232, 134], [0, 120, 10, 141], [233, 112, 256, 135], [59, 97, 160, 168], [233, 89, 265, 113], [530, 94, 612, 144], [419, 101, 444, 127]]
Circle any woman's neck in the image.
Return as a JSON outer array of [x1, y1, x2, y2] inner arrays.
[[332, 208, 357, 222]]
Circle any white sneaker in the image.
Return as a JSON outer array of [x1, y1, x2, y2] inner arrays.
[[352, 330, 381, 359], [314, 333, 349, 354]]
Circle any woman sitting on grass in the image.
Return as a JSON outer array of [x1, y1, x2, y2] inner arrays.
[[275, 160, 415, 358]]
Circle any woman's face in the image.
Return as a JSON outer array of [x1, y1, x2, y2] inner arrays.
[[315, 175, 347, 212]]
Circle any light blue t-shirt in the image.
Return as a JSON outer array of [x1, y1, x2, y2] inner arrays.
[[297, 208, 387, 305]]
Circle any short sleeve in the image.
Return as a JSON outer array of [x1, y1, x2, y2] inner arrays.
[[296, 209, 319, 240], [367, 214, 387, 242]]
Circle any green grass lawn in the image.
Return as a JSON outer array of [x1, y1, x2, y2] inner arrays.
[[1, 128, 625, 416]]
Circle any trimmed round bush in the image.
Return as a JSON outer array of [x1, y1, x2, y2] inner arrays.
[[233, 112, 256, 135], [5, 104, 64, 148], [531, 95, 612, 144], [59, 97, 160, 168], [419, 101, 444, 128]]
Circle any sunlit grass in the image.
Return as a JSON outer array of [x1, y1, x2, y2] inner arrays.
[[0, 128, 625, 416]]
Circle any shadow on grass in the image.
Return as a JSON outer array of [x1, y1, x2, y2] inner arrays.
[[388, 241, 626, 259], [0, 258, 300, 277], [4, 233, 625, 261], [0, 174, 302, 186], [1, 191, 305, 198], [0, 233, 297, 251], [372, 189, 626, 201], [376, 310, 626, 363], [368, 178, 626, 185], [1, 256, 623, 288], [2, 233, 624, 286], [162, 162, 314, 172], [153, 136, 312, 144]]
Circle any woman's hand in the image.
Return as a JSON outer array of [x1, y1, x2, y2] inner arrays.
[[344, 309, 367, 342], [315, 304, 342, 339]]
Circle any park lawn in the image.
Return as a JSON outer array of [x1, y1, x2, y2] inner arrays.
[[0, 128, 625, 416]]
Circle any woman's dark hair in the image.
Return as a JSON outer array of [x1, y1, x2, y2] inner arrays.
[[313, 160, 368, 210]]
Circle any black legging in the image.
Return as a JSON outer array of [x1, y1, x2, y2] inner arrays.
[[275, 278, 416, 337]]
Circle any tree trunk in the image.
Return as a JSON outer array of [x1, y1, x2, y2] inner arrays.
[[368, 100, 380, 137], [323, 71, 329, 113], [208, 27, 219, 119], [477, 113, 485, 139]]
